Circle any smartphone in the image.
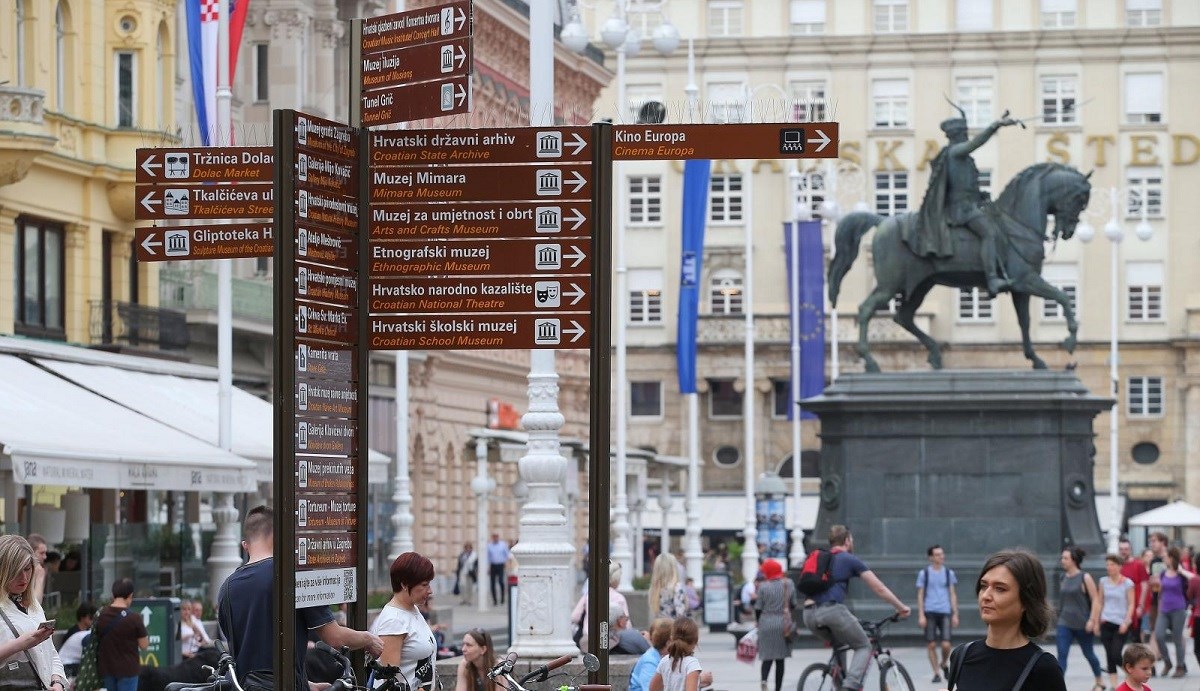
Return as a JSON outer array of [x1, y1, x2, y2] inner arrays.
[[38, 621, 56, 630]]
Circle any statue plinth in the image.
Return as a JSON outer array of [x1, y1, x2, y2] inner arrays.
[[801, 370, 1111, 637]]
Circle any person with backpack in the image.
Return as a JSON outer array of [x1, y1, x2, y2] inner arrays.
[[917, 545, 959, 684], [799, 525, 910, 691], [944, 549, 1066, 691], [1055, 546, 1104, 691], [1152, 546, 1194, 678]]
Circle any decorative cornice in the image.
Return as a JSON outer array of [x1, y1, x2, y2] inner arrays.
[[263, 9, 309, 41]]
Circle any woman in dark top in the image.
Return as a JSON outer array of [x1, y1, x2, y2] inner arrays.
[[454, 628, 495, 691], [947, 549, 1066, 691], [1055, 547, 1104, 690]]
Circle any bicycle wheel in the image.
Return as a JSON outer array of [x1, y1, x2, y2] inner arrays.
[[878, 659, 915, 691], [797, 662, 838, 691]]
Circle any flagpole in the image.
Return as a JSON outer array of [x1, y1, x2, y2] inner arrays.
[[788, 213, 806, 568], [682, 38, 702, 585]]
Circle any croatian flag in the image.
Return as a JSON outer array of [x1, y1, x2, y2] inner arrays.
[[784, 220, 825, 419], [186, 0, 250, 145], [676, 160, 711, 394]]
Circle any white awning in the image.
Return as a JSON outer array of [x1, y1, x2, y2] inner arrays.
[[0, 355, 256, 492], [36, 358, 391, 484]]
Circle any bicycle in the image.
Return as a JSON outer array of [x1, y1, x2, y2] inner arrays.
[[163, 640, 397, 691], [485, 651, 600, 691], [796, 613, 915, 691]]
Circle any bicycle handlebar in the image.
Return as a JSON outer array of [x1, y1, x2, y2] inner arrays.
[[517, 655, 575, 685]]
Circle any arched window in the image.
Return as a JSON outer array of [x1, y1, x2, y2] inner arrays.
[[709, 269, 743, 315]]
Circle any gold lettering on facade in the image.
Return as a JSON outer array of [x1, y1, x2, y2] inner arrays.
[[874, 140, 903, 171], [1172, 134, 1200, 166], [840, 141, 862, 166], [752, 159, 783, 173], [1046, 133, 1070, 164], [1086, 135, 1115, 167], [916, 139, 940, 171], [1130, 134, 1160, 166]]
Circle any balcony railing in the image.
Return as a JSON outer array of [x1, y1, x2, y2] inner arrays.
[[159, 265, 273, 322], [697, 312, 933, 344], [88, 300, 190, 350]]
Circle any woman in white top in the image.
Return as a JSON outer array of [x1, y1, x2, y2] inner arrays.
[[1097, 554, 1135, 690], [0, 535, 68, 691], [371, 552, 439, 691], [650, 617, 706, 691], [180, 600, 213, 658]]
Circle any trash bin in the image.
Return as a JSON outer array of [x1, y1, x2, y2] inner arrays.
[[132, 597, 181, 668]]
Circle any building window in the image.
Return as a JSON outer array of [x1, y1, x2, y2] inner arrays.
[[631, 381, 663, 417], [709, 174, 744, 223], [1126, 261, 1163, 321], [790, 80, 827, 122], [1127, 0, 1162, 27], [1041, 0, 1076, 28], [1124, 72, 1163, 124], [628, 268, 663, 324], [872, 78, 909, 128], [874, 0, 908, 33], [772, 379, 792, 419], [795, 170, 827, 219], [14, 217, 66, 339], [713, 445, 741, 467], [707, 81, 746, 124], [1040, 265, 1078, 320], [707, 0, 743, 37], [789, 0, 825, 35], [978, 170, 992, 199], [957, 287, 993, 322], [1125, 168, 1163, 218], [116, 51, 136, 128], [1040, 76, 1078, 125], [956, 0, 993, 31], [627, 175, 662, 226], [709, 269, 744, 315], [955, 76, 993, 128], [708, 379, 743, 418], [1127, 376, 1163, 417], [254, 44, 270, 102], [874, 171, 908, 216]]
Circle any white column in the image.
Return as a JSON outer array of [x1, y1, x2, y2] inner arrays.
[[206, 492, 241, 605], [658, 468, 672, 553], [390, 352, 414, 559], [472, 437, 492, 611], [788, 215, 807, 568], [611, 42, 635, 592], [509, 0, 576, 655], [741, 166, 760, 582], [1106, 188, 1122, 555], [684, 394, 703, 583]]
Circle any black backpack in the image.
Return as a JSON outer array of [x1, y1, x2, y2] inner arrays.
[[797, 549, 835, 596]]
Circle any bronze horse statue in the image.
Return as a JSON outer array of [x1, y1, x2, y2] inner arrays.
[[828, 163, 1092, 372]]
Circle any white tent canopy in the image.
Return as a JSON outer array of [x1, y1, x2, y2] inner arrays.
[[1127, 500, 1200, 528]]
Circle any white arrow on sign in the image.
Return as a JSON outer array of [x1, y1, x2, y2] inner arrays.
[[140, 154, 161, 178], [140, 232, 162, 256], [563, 283, 586, 306], [565, 170, 587, 193], [564, 208, 587, 230], [564, 246, 586, 268], [454, 7, 467, 30], [807, 128, 831, 153], [140, 606, 153, 627], [566, 133, 588, 156], [452, 46, 467, 69], [454, 83, 467, 106], [139, 190, 161, 214], [563, 320, 586, 343]]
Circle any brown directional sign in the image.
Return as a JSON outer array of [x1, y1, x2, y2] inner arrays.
[[296, 262, 358, 308], [370, 276, 591, 314], [296, 302, 357, 344], [297, 189, 360, 233], [296, 342, 357, 382], [296, 495, 359, 530], [361, 37, 471, 92], [135, 223, 273, 261], [360, 75, 471, 127], [298, 226, 358, 269], [297, 533, 358, 569], [370, 127, 591, 165], [136, 147, 273, 183], [297, 150, 358, 196], [611, 122, 840, 160], [296, 114, 359, 161], [369, 313, 590, 350], [297, 377, 359, 418], [296, 417, 357, 456], [369, 163, 589, 203], [135, 183, 274, 220], [369, 238, 590, 277], [297, 456, 357, 492], [360, 1, 472, 55], [370, 202, 591, 240]]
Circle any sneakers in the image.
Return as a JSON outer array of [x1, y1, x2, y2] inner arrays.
[[932, 674, 943, 683], [942, 664, 950, 680]]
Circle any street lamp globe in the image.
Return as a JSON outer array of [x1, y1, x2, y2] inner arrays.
[[820, 198, 840, 220], [1135, 219, 1153, 242], [652, 19, 681, 55], [1075, 220, 1096, 243], [561, 19, 590, 54], [1104, 217, 1123, 243], [622, 28, 642, 58], [600, 12, 628, 49]]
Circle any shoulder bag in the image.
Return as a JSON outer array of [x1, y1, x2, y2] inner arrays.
[[0, 606, 48, 691], [74, 610, 126, 691]]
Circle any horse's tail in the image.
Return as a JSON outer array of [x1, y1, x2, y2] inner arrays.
[[829, 211, 884, 306]]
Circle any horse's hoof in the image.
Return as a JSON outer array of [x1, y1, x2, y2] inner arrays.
[[865, 361, 881, 373], [928, 355, 943, 370], [1031, 359, 1048, 370], [1062, 336, 1077, 353]]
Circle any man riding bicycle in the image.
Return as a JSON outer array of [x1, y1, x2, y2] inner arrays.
[[801, 525, 911, 691]]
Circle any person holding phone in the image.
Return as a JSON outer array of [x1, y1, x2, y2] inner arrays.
[[0, 535, 69, 691]]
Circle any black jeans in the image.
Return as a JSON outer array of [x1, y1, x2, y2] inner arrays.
[[489, 563, 506, 604], [1099, 621, 1127, 674]]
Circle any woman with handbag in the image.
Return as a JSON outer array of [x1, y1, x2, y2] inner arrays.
[[0, 535, 68, 691], [753, 559, 796, 691]]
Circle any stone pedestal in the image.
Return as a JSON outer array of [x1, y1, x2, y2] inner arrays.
[[801, 370, 1110, 636]]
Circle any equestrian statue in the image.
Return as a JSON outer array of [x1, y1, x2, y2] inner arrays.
[[828, 104, 1093, 372]]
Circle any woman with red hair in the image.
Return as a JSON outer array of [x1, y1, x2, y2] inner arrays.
[[754, 559, 796, 691]]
